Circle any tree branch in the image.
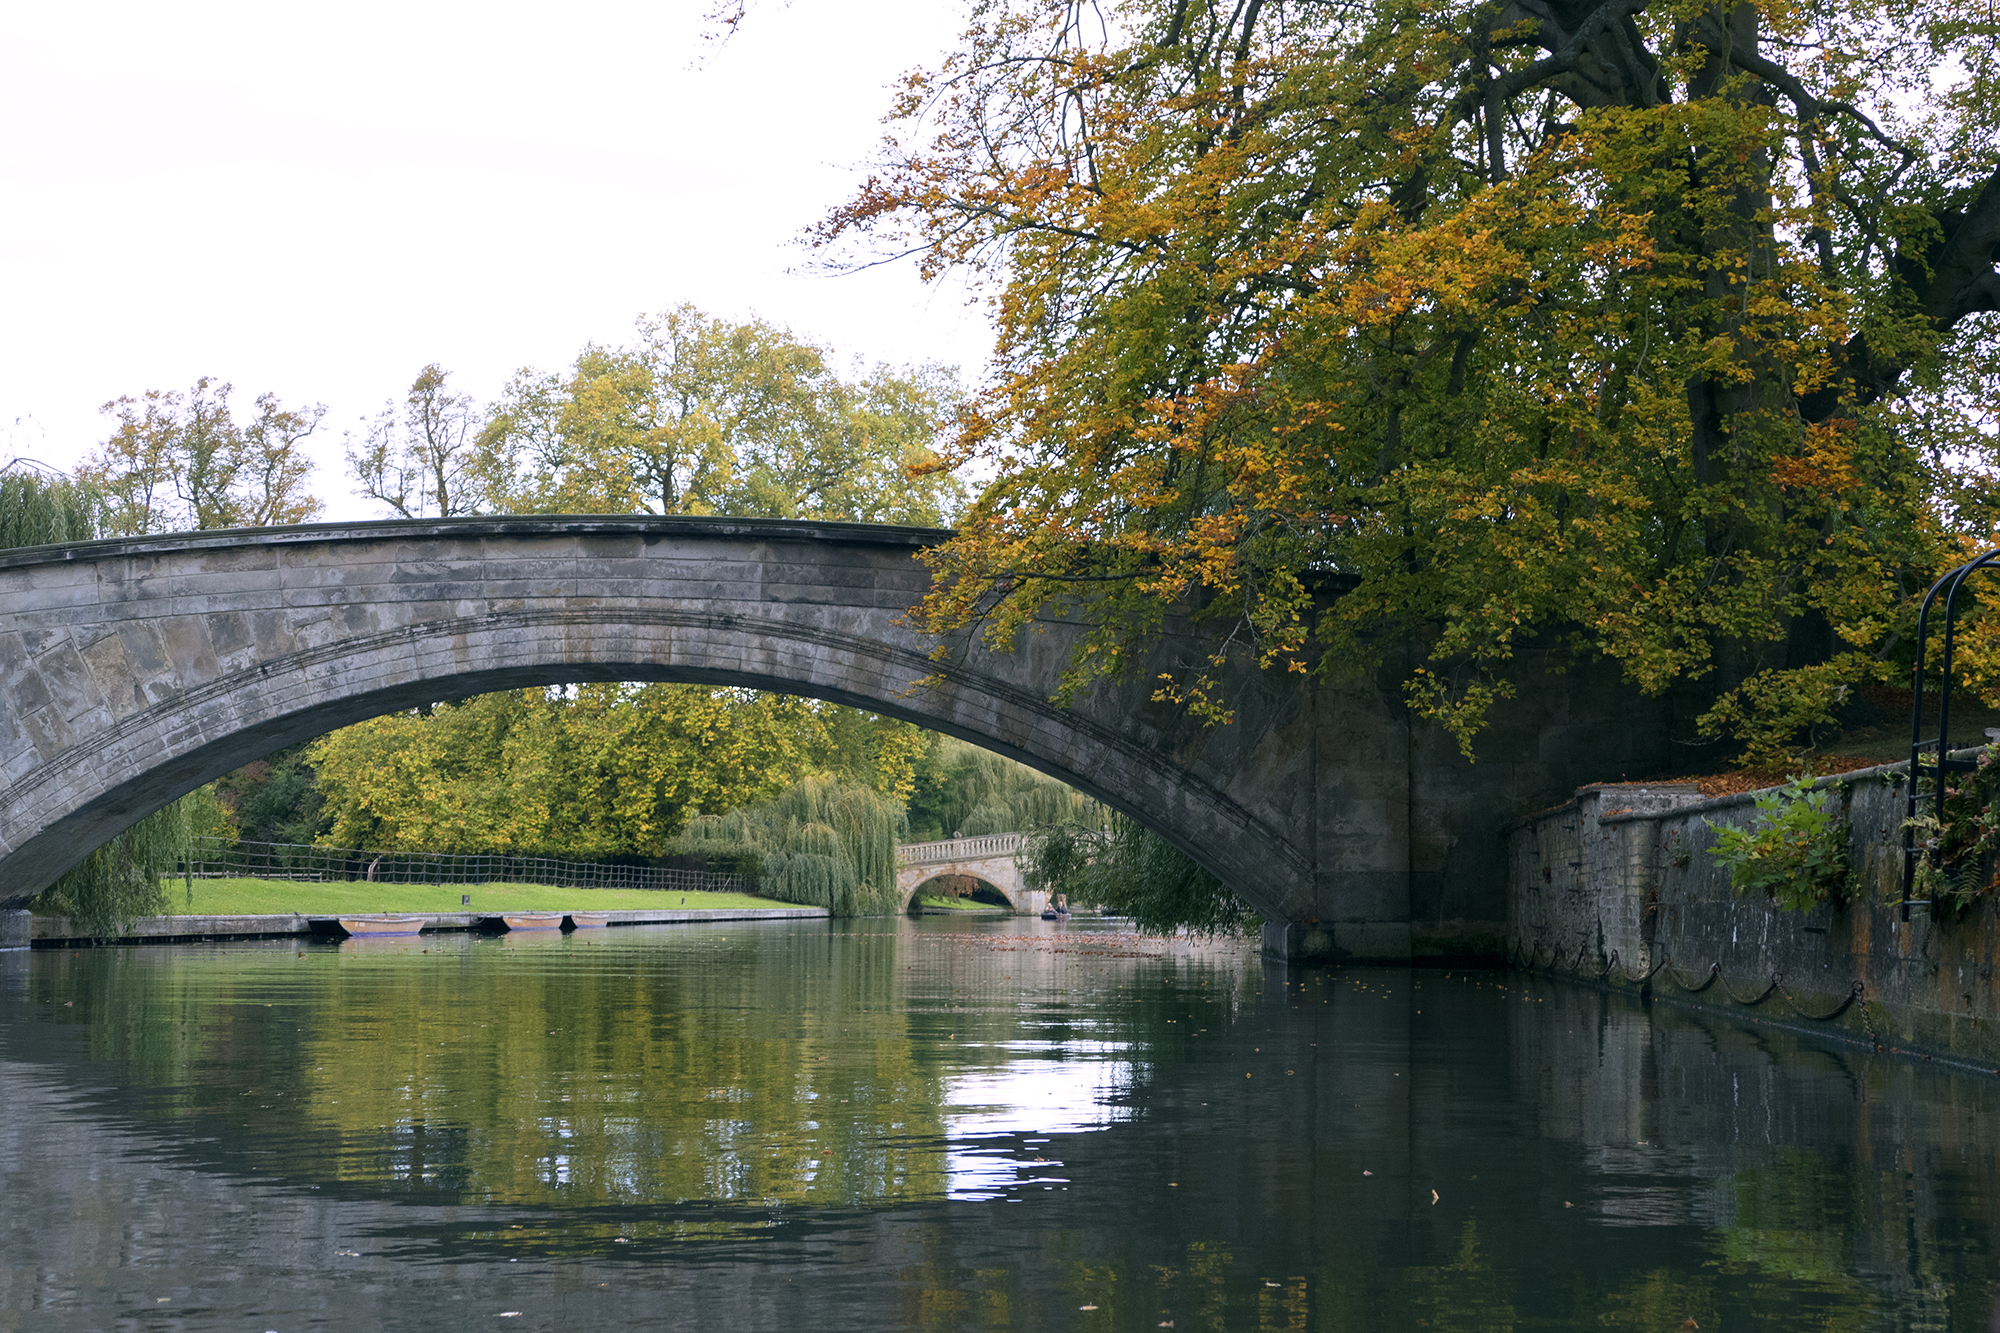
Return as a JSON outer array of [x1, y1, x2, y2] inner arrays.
[[1800, 165, 2000, 420]]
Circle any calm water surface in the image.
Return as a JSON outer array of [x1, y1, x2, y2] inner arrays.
[[3, 916, 1999, 1331]]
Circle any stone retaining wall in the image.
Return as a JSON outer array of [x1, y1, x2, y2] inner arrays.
[[1508, 764, 2000, 1068]]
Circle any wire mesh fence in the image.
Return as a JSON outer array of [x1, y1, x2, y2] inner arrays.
[[183, 837, 750, 894]]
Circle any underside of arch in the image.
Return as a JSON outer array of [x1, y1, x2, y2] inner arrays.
[[0, 520, 1354, 943], [906, 873, 1014, 911], [0, 605, 1303, 913]]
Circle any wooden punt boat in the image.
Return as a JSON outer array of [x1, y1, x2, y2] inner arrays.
[[337, 914, 428, 937], [567, 911, 611, 928], [501, 911, 566, 930]]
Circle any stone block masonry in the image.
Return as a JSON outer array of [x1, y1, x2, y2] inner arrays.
[[2, 515, 1718, 962], [1509, 765, 2000, 1067]]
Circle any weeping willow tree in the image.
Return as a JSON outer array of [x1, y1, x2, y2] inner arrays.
[[3, 460, 235, 935], [1021, 815, 1251, 938], [905, 739, 1100, 841], [0, 459, 96, 547], [671, 776, 904, 916]]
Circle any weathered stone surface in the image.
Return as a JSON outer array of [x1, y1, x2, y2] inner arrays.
[[0, 516, 1693, 958], [1508, 767, 2000, 1064]]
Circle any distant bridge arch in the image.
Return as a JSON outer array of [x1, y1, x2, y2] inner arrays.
[[895, 834, 1041, 915]]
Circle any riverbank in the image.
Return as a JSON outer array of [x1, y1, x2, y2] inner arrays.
[[910, 893, 1011, 915], [175, 877, 780, 916], [1507, 760, 2000, 1071], [22, 904, 832, 946], [7, 877, 828, 947]]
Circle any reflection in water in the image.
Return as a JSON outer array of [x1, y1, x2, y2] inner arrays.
[[3, 921, 2000, 1330]]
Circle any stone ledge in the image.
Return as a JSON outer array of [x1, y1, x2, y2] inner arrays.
[[0, 514, 953, 573]]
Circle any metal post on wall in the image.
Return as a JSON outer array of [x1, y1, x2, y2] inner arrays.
[[1903, 548, 2000, 921]]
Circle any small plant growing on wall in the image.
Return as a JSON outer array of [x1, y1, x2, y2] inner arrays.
[[1708, 780, 1850, 912], [1907, 743, 2000, 911]]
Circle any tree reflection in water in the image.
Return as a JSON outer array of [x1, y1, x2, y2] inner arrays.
[[4, 923, 1999, 1330]]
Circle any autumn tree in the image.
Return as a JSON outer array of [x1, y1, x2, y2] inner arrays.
[[473, 305, 968, 525], [820, 0, 2000, 763], [82, 378, 325, 535], [348, 364, 483, 518]]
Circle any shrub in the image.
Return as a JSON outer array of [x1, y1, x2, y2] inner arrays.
[[1707, 780, 1850, 913], [1905, 742, 2000, 911]]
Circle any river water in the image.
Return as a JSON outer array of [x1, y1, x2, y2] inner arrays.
[[2, 916, 1997, 1331]]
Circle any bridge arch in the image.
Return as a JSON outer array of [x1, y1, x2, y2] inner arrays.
[[0, 516, 1683, 960], [895, 835, 1033, 914], [0, 517, 1327, 933], [903, 872, 1017, 913]]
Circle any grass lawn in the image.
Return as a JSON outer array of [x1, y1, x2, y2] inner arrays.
[[156, 878, 790, 917], [914, 893, 1011, 912]]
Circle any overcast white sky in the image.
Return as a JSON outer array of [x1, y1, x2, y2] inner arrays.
[[0, 1, 988, 520]]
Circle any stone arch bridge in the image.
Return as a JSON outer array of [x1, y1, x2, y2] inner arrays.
[[895, 833, 1040, 914], [0, 517, 1681, 961]]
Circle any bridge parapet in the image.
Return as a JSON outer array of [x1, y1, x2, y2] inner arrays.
[[897, 833, 1025, 866]]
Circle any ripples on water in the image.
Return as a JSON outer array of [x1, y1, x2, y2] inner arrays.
[[2, 916, 1998, 1330]]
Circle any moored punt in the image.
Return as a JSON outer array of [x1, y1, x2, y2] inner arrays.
[[567, 911, 611, 928], [336, 914, 428, 937], [501, 911, 565, 931]]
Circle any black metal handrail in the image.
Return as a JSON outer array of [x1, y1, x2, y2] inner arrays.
[[1901, 548, 2000, 920]]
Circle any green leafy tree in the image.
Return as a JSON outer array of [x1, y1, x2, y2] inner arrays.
[[307, 684, 834, 857], [820, 0, 2000, 764], [672, 775, 906, 916], [214, 742, 329, 846], [0, 458, 95, 547], [80, 378, 325, 534], [474, 305, 967, 524], [1022, 814, 1250, 936], [903, 737, 1100, 841], [348, 364, 484, 518]]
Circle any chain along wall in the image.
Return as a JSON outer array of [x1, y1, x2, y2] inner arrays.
[[1508, 764, 2000, 1069]]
